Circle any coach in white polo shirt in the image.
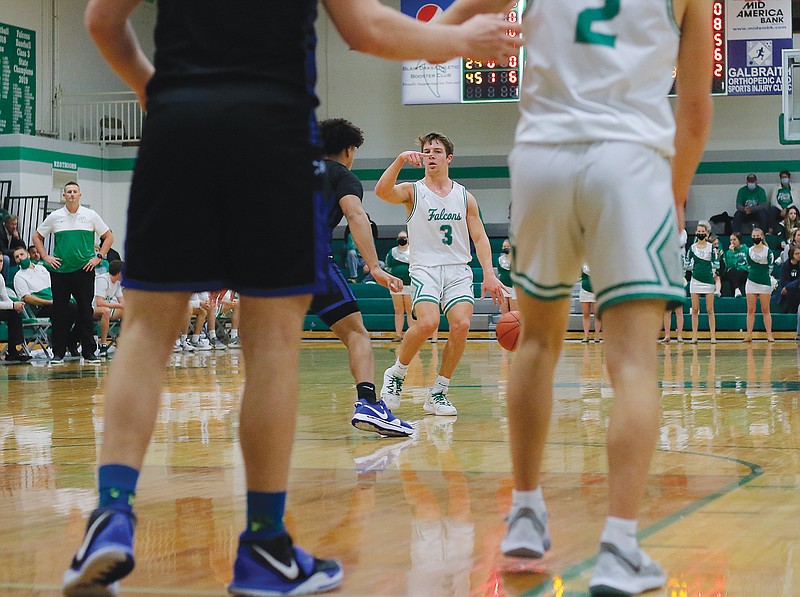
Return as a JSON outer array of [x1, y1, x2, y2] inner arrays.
[[33, 182, 114, 362]]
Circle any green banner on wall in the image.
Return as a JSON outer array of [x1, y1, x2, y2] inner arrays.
[[0, 21, 36, 135]]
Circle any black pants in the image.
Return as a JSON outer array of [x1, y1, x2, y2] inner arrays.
[[722, 268, 748, 296], [0, 308, 24, 353], [732, 208, 768, 234], [50, 269, 96, 358]]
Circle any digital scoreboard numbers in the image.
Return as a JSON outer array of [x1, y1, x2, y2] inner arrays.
[[711, 0, 726, 95], [462, 3, 523, 103], [670, 0, 726, 96]]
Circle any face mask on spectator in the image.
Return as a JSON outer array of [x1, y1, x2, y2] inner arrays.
[[782, 177, 790, 185], [695, 233, 707, 241], [753, 237, 763, 245], [747, 183, 757, 190], [502, 248, 510, 254], [397, 238, 408, 246], [19, 258, 31, 269]]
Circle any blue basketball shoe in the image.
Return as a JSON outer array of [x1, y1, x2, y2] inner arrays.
[[62, 507, 136, 597], [228, 533, 343, 596], [351, 400, 414, 437]]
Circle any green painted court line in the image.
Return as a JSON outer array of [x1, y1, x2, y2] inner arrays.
[[519, 452, 763, 596]]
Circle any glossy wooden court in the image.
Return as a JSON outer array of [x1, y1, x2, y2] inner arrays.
[[1, 339, 799, 596]]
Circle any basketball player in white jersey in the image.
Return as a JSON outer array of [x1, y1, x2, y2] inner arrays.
[[444, 1, 712, 595], [375, 132, 506, 416]]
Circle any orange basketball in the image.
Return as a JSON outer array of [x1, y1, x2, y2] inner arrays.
[[496, 310, 521, 351]]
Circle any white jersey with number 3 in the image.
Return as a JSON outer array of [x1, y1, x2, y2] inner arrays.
[[516, 0, 680, 157], [407, 180, 471, 266]]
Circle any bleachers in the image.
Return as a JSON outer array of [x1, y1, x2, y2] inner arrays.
[[306, 234, 798, 335]]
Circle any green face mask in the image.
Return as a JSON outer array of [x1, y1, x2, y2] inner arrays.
[[19, 258, 31, 269]]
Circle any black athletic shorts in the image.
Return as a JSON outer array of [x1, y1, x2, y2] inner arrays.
[[308, 257, 360, 327], [123, 88, 328, 297]]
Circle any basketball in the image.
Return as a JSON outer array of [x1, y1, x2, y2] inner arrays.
[[496, 310, 521, 351]]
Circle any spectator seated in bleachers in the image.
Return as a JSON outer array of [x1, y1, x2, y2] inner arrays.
[[722, 232, 748, 297], [93, 259, 125, 357], [1, 214, 26, 280], [775, 244, 800, 315], [203, 290, 234, 350], [0, 271, 32, 362], [769, 170, 798, 235], [173, 292, 210, 352], [733, 174, 768, 234], [13, 246, 81, 355], [779, 228, 800, 264], [13, 247, 57, 317], [344, 214, 378, 283], [780, 206, 799, 242]]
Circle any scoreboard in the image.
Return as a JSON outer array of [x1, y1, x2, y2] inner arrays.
[[461, 2, 523, 103], [401, 0, 794, 103], [401, 1, 524, 105]]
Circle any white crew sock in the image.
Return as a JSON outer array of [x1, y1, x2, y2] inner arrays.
[[393, 359, 409, 377], [511, 488, 546, 517], [432, 375, 450, 394], [600, 516, 638, 553], [231, 329, 239, 339], [191, 334, 200, 343]]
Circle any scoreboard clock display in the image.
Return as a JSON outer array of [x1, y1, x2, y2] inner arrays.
[[461, 2, 524, 103], [670, 0, 727, 95]]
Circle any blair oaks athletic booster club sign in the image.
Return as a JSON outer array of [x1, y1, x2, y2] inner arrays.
[[725, 0, 793, 95]]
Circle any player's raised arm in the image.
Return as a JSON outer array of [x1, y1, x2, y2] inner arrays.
[[323, 0, 520, 64], [672, 0, 713, 230], [85, 0, 153, 107], [374, 152, 423, 206]]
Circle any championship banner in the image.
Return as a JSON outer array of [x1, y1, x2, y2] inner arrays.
[[400, 0, 462, 105], [726, 0, 793, 95]]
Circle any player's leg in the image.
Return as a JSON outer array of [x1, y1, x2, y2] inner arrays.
[[590, 299, 668, 594], [231, 294, 343, 595], [760, 293, 774, 341], [579, 142, 678, 595], [422, 299, 472, 416], [380, 298, 440, 408], [63, 289, 189, 596], [501, 293, 569, 558], [503, 142, 582, 560], [602, 300, 664, 518], [330, 312, 413, 437]]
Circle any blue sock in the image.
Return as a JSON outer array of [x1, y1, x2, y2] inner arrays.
[[244, 491, 287, 540], [98, 464, 139, 513]]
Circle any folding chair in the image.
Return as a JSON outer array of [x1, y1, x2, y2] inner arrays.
[[7, 288, 52, 357]]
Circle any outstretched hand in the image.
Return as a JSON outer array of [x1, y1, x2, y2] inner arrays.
[[457, 13, 522, 64], [371, 268, 404, 294], [482, 273, 508, 305]]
